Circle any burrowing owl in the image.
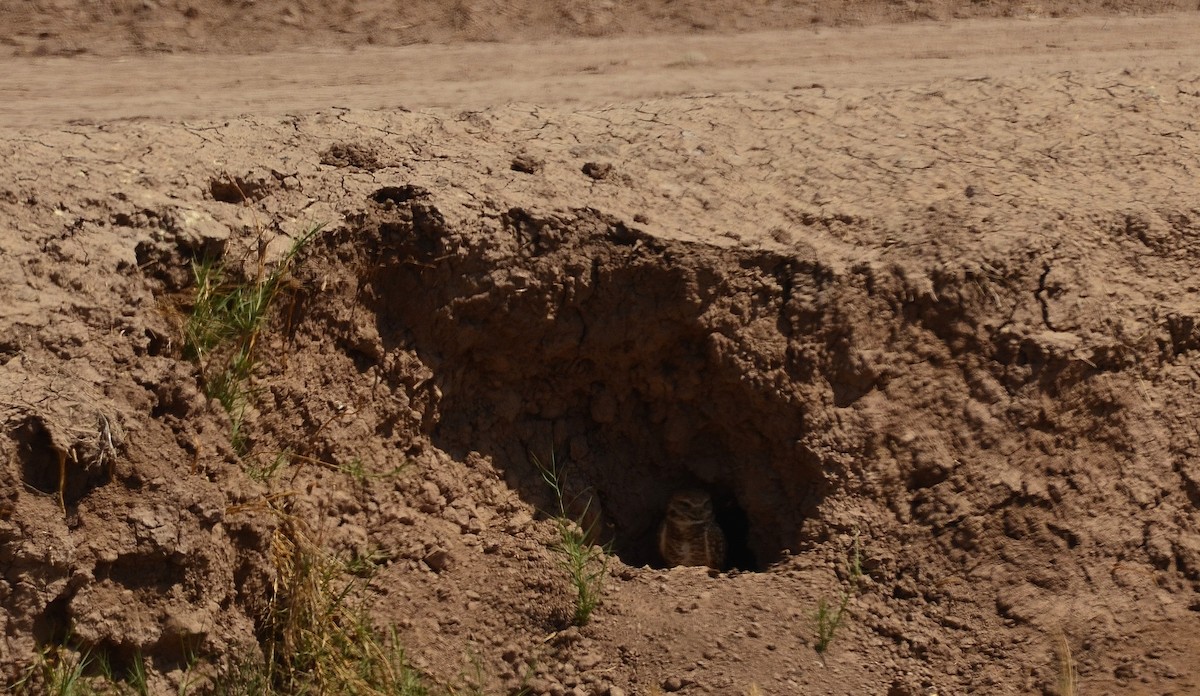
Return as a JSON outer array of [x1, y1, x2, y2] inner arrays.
[[657, 489, 726, 569]]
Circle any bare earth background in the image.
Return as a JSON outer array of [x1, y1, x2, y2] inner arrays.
[[2, 1, 1200, 695]]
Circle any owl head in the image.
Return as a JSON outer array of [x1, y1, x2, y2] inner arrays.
[[665, 489, 715, 525]]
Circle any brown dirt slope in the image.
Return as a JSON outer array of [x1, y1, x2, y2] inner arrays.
[[1, 0, 1196, 56], [2, 63, 1200, 694]]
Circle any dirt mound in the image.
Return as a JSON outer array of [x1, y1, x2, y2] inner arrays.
[[1, 0, 1195, 56], [2, 67, 1200, 693]]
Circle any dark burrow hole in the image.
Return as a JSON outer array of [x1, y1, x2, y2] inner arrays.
[[14, 416, 59, 496], [311, 191, 865, 571], [32, 593, 71, 646], [13, 416, 111, 508], [95, 552, 188, 591]]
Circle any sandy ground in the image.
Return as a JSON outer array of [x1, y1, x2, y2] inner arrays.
[[2, 3, 1200, 695]]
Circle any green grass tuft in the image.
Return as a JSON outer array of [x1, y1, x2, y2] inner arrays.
[[183, 225, 323, 452], [532, 451, 610, 626], [12, 644, 92, 696], [814, 529, 864, 655]]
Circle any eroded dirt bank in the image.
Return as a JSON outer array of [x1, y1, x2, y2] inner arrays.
[[2, 68, 1200, 693]]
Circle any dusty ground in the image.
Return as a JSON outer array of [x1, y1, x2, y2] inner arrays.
[[2, 2, 1200, 695], [2, 0, 1196, 57]]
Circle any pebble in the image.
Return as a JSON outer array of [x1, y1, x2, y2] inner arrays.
[[422, 548, 453, 572], [663, 676, 683, 692]]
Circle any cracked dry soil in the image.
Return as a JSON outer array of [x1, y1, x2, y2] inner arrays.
[[3, 9, 1200, 696]]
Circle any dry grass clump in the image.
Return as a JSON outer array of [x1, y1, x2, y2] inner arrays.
[[1056, 632, 1078, 696], [181, 222, 433, 694], [214, 515, 430, 695]]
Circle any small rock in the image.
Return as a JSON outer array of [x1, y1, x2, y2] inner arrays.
[[162, 609, 206, 641], [675, 601, 699, 614], [423, 548, 453, 572], [444, 506, 469, 528], [511, 154, 543, 174], [581, 161, 614, 180], [607, 687, 626, 696], [421, 480, 442, 500], [663, 676, 683, 692], [1114, 662, 1138, 680]]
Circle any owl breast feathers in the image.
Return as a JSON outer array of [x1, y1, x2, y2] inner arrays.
[[657, 489, 726, 569]]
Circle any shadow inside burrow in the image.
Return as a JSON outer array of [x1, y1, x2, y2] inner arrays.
[[317, 189, 838, 571], [12, 416, 112, 510]]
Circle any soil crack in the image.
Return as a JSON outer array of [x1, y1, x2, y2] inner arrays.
[[1034, 262, 1059, 331]]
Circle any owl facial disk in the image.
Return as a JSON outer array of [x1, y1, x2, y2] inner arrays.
[[667, 490, 714, 523]]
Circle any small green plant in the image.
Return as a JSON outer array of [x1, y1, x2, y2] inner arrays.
[[532, 451, 610, 626], [12, 644, 92, 696], [129, 651, 149, 696], [339, 457, 370, 484], [813, 594, 849, 655], [336, 457, 412, 486], [344, 547, 394, 578], [175, 650, 204, 696], [813, 529, 864, 655], [183, 225, 322, 452], [245, 448, 296, 483]]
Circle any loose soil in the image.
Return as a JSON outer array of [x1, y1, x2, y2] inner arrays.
[[2, 2, 1200, 695]]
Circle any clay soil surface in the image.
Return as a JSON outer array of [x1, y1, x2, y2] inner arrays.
[[3, 2, 1200, 695]]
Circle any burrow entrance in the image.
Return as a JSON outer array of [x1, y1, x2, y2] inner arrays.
[[323, 186, 883, 570]]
